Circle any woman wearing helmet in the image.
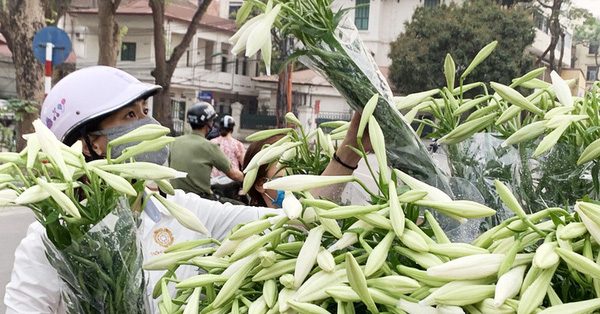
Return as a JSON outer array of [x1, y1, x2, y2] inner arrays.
[[211, 115, 244, 178], [169, 103, 244, 199], [4, 66, 276, 314], [208, 115, 246, 202]]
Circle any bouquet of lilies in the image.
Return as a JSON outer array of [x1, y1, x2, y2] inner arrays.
[[0, 120, 208, 313], [147, 97, 600, 313], [398, 40, 600, 216]]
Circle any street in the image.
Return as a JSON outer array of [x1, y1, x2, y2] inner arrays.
[[0, 206, 36, 312]]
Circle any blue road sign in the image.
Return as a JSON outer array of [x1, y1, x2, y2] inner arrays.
[[198, 91, 213, 101], [33, 26, 71, 66]]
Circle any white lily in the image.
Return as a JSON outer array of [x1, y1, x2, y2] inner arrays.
[[494, 265, 527, 307], [263, 174, 354, 192], [394, 169, 452, 202], [550, 70, 574, 107], [426, 254, 505, 280], [281, 191, 302, 220], [243, 3, 282, 64], [294, 225, 326, 289], [33, 119, 72, 181]]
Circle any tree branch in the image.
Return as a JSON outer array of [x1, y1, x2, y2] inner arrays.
[[537, 0, 552, 9]]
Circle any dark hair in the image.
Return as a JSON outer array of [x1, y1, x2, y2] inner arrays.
[[243, 134, 284, 206], [220, 126, 234, 137]]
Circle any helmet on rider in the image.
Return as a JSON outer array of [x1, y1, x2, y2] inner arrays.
[[221, 115, 235, 129], [41, 66, 161, 146], [187, 102, 217, 130]]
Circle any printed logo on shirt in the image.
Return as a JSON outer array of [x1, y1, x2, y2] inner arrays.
[[154, 228, 174, 248]]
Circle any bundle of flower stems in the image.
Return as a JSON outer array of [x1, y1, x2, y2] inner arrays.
[[146, 104, 600, 313], [0, 120, 208, 313]]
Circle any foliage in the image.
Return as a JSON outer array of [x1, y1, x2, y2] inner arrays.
[[388, 0, 535, 94], [5, 98, 38, 121]]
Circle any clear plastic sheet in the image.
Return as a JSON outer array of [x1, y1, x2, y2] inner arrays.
[[42, 197, 149, 314], [440, 134, 597, 224], [442, 133, 520, 226], [298, 10, 449, 192], [516, 141, 596, 212], [298, 10, 491, 241]]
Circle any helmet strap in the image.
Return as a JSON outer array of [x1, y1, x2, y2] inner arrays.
[[80, 129, 103, 161]]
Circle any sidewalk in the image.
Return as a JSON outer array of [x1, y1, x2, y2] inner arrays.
[[0, 206, 35, 312]]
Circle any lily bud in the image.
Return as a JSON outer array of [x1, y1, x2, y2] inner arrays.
[[153, 194, 210, 235], [263, 174, 354, 192], [502, 121, 547, 147], [365, 231, 396, 277], [175, 274, 229, 289], [33, 119, 72, 181], [282, 191, 302, 220], [533, 242, 559, 269], [35, 178, 80, 218], [317, 247, 336, 273], [182, 287, 201, 314], [550, 70, 574, 107], [294, 226, 326, 289], [259, 250, 277, 268], [415, 200, 496, 220], [533, 120, 571, 157], [494, 265, 527, 307], [346, 252, 378, 313], [143, 248, 214, 270], [279, 274, 295, 289], [397, 299, 438, 314], [99, 162, 186, 180], [394, 169, 452, 202], [108, 124, 170, 147], [263, 279, 278, 309], [358, 93, 379, 139], [91, 167, 137, 196], [245, 128, 292, 142], [427, 254, 505, 280], [490, 82, 543, 115], [389, 183, 405, 237], [285, 112, 302, 127], [395, 88, 440, 110]]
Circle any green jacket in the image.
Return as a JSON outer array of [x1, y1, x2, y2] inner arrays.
[[169, 130, 231, 195]]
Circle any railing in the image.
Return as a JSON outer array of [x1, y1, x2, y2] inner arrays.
[[240, 113, 277, 130], [316, 111, 352, 126]]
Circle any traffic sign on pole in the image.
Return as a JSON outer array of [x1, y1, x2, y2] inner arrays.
[[32, 26, 72, 98]]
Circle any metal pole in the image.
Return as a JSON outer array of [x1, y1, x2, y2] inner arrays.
[[44, 42, 53, 99]]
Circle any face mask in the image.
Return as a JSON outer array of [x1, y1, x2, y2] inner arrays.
[[265, 190, 285, 208], [90, 116, 169, 165]]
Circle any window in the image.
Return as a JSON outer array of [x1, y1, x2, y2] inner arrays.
[[590, 44, 599, 55], [242, 57, 248, 76], [587, 66, 598, 81], [221, 54, 228, 72], [229, 2, 242, 20], [533, 9, 549, 33], [171, 99, 186, 135], [424, 0, 441, 8], [121, 42, 136, 61], [355, 0, 369, 31]]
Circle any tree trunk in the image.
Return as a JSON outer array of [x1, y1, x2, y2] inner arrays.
[[149, 0, 212, 132], [98, 0, 121, 66], [536, 0, 564, 72], [0, 0, 46, 151]]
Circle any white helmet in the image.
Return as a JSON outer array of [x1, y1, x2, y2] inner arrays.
[[41, 66, 161, 144]]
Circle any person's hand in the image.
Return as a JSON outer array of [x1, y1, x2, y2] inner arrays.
[[334, 112, 372, 168], [343, 111, 372, 152]]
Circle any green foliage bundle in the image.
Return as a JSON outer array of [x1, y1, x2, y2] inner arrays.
[[388, 0, 535, 94]]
